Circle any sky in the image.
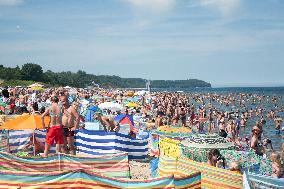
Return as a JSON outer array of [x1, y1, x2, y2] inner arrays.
[[0, 0, 284, 87]]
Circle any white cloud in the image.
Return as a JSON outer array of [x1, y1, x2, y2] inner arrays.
[[123, 0, 176, 29], [125, 0, 175, 12], [0, 0, 24, 6], [198, 0, 241, 15]]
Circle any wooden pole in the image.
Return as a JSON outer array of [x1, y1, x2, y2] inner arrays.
[[6, 130, 10, 153], [33, 130, 36, 156]]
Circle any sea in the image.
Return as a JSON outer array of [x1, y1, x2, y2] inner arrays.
[[153, 87, 284, 151]]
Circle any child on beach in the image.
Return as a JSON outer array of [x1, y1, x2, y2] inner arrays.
[[270, 152, 284, 178]]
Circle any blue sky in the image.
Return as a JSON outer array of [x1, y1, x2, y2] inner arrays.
[[0, 0, 284, 87]]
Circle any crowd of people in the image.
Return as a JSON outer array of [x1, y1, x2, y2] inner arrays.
[[0, 86, 283, 178]]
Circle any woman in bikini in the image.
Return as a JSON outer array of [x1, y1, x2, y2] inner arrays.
[[41, 96, 64, 157]]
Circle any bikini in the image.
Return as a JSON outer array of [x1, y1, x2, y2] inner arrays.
[[50, 105, 63, 119]]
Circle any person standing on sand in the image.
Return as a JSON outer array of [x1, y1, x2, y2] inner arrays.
[[41, 96, 64, 157], [60, 95, 80, 155]]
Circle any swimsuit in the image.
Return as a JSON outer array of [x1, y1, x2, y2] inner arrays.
[[62, 108, 75, 137], [46, 106, 64, 145], [46, 126, 64, 146]]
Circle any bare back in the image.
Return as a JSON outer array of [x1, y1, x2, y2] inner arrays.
[[49, 104, 62, 126]]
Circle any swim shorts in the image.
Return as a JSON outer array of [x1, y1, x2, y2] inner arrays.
[[46, 126, 64, 146], [63, 128, 75, 137]]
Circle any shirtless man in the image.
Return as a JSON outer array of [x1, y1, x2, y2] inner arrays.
[[93, 112, 120, 132], [60, 95, 80, 155], [41, 96, 64, 157]]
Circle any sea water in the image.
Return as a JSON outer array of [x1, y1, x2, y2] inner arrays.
[[153, 87, 284, 151]]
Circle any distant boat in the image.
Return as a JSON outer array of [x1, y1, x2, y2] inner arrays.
[[177, 91, 184, 93]]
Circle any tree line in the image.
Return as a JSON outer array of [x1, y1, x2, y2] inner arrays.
[[0, 63, 211, 88]]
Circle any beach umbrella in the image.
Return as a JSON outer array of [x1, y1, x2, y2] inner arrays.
[[30, 86, 44, 91], [125, 91, 134, 97], [28, 83, 44, 88], [126, 102, 139, 108], [98, 102, 122, 111], [135, 90, 148, 96], [64, 86, 71, 89], [0, 114, 50, 130]]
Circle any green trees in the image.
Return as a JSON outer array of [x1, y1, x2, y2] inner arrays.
[[21, 63, 43, 82], [0, 63, 211, 88]]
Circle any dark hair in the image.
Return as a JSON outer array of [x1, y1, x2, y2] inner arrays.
[[32, 102, 39, 111], [40, 107, 46, 114], [208, 149, 225, 168], [208, 149, 221, 160], [219, 130, 228, 138], [51, 96, 59, 103]]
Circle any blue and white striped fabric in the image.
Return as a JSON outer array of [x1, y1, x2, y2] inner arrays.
[[8, 130, 56, 154], [8, 130, 33, 153], [75, 130, 149, 160]]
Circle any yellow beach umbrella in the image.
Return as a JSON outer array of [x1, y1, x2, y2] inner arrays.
[[30, 86, 44, 91], [28, 83, 44, 88], [127, 102, 139, 108]]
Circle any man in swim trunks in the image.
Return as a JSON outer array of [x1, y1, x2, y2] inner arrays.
[[41, 96, 64, 157], [60, 95, 80, 155]]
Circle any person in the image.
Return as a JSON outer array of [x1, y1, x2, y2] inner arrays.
[[235, 116, 241, 137], [207, 149, 225, 168], [274, 116, 283, 135], [60, 95, 80, 155], [250, 126, 264, 156], [281, 143, 284, 160], [270, 152, 284, 178], [41, 96, 64, 157], [171, 107, 179, 125], [155, 115, 163, 128], [129, 130, 136, 139], [219, 115, 227, 137], [229, 161, 241, 174], [207, 110, 213, 133], [262, 138, 274, 152], [31, 102, 40, 115], [179, 106, 187, 127], [93, 112, 120, 132], [1, 87, 9, 102]]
